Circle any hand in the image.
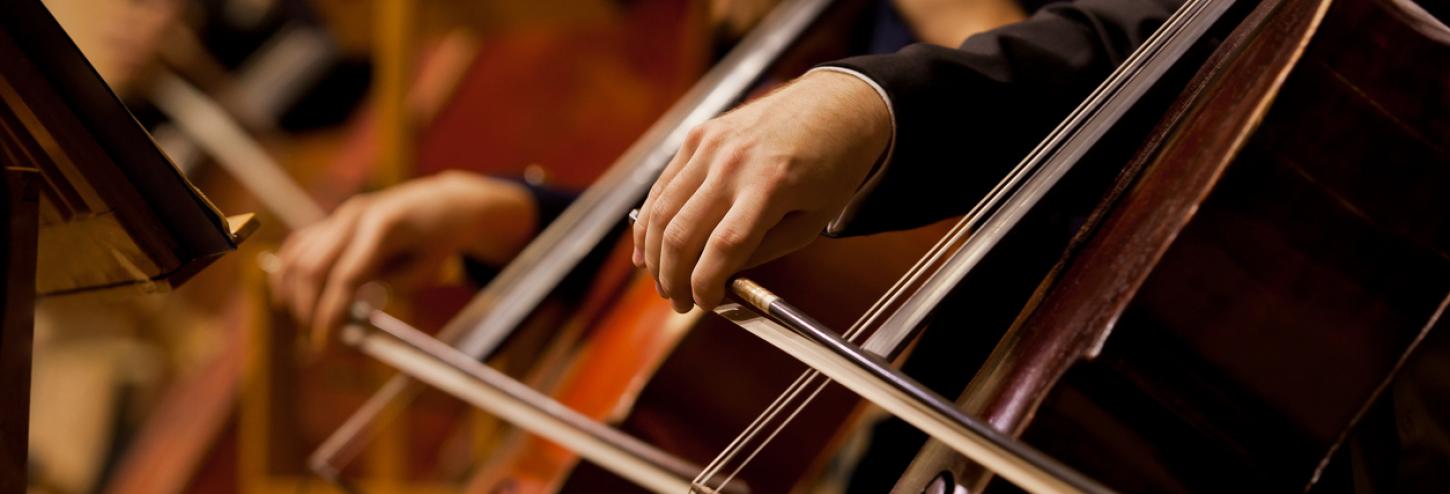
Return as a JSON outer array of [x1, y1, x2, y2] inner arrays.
[[632, 71, 891, 313], [269, 171, 537, 345]]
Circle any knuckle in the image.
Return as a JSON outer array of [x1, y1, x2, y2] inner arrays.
[[340, 195, 370, 212], [685, 125, 710, 148], [766, 157, 801, 188], [661, 223, 691, 250], [297, 258, 325, 278], [690, 273, 715, 298], [711, 224, 749, 252], [329, 267, 363, 289], [715, 145, 748, 172], [363, 211, 401, 235]]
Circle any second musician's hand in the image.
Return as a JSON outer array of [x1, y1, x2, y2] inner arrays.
[[268, 171, 538, 347]]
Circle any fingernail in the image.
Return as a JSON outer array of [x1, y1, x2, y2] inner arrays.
[[656, 281, 666, 298], [632, 249, 642, 267]]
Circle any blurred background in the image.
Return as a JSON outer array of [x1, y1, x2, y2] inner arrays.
[[30, 1, 712, 492]]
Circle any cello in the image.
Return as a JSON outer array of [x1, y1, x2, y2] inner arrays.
[[694, 0, 1450, 491]]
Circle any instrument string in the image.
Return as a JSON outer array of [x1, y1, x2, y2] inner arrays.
[[692, 190, 970, 488], [694, 0, 1218, 488]]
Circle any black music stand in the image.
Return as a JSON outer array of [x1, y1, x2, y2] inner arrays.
[[0, 0, 256, 491]]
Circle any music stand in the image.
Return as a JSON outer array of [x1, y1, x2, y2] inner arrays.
[[0, 0, 256, 490]]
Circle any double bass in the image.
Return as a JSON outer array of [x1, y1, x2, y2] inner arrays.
[[337, 0, 1447, 490], [695, 0, 1450, 491]]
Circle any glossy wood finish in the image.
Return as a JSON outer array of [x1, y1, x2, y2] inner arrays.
[[0, 3, 250, 493], [463, 252, 695, 493], [896, 0, 1450, 491], [1, 169, 38, 494], [483, 2, 956, 491], [0, 0, 245, 297]]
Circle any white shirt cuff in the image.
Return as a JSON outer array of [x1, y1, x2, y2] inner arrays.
[[807, 66, 897, 235]]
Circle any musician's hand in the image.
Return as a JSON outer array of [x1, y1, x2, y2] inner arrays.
[[269, 171, 537, 345], [632, 71, 891, 313]]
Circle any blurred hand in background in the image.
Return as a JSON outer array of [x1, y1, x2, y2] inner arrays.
[[267, 171, 538, 345]]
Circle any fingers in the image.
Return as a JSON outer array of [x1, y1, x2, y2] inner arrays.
[[657, 178, 732, 313], [689, 191, 785, 310], [634, 123, 814, 312], [643, 162, 707, 293], [268, 228, 309, 305], [634, 126, 705, 267], [286, 221, 350, 330], [272, 198, 367, 330], [311, 214, 394, 346]]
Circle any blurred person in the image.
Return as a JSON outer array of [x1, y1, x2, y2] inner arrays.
[[267, 172, 550, 340]]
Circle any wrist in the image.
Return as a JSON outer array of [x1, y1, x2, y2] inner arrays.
[[443, 172, 538, 265], [797, 69, 894, 185], [802, 71, 891, 156]]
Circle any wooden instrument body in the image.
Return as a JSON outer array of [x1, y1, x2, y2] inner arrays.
[[459, 2, 962, 492], [546, 227, 948, 494], [896, 0, 1450, 491]]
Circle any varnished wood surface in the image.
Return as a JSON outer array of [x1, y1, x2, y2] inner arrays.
[[0, 2, 249, 492], [1, 169, 39, 494], [545, 3, 967, 492], [0, 0, 241, 297], [896, 0, 1450, 491], [965, 0, 1328, 444]]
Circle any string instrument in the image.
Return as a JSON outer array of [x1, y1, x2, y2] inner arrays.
[[483, 1, 968, 491], [688, 0, 1450, 491], [891, 0, 1450, 490], [325, 0, 1015, 492]]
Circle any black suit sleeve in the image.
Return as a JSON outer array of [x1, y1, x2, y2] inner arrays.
[[822, 0, 1181, 236]]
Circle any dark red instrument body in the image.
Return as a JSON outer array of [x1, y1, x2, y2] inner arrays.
[[462, 2, 963, 492], [888, 0, 1450, 491]]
